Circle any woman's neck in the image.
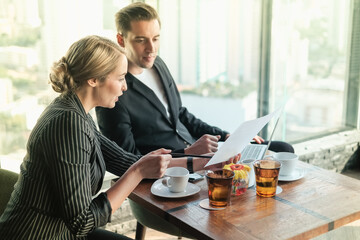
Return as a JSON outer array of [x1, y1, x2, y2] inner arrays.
[[75, 88, 94, 114]]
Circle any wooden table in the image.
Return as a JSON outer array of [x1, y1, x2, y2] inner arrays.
[[129, 161, 360, 240]]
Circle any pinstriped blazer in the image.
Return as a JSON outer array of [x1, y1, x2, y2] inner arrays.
[[0, 92, 140, 239]]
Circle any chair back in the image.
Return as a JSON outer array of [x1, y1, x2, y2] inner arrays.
[[0, 168, 19, 216]]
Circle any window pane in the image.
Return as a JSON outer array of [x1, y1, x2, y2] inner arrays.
[[159, 0, 262, 133], [0, 0, 129, 169], [270, 0, 351, 142]]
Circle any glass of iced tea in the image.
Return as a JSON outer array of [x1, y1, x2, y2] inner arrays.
[[253, 159, 281, 197], [205, 169, 234, 208]]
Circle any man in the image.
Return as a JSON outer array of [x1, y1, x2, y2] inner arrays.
[[95, 3, 292, 238], [95, 2, 233, 156], [95, 2, 292, 156]]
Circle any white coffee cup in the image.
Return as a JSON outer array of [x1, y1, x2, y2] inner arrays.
[[241, 159, 256, 188], [162, 167, 189, 193], [270, 152, 298, 176]]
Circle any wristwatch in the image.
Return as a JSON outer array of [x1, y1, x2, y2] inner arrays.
[[187, 157, 194, 173]]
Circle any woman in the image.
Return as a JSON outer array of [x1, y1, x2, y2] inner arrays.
[[0, 35, 236, 239], [0, 35, 168, 239]]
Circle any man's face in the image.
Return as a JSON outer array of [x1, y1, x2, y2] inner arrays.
[[120, 19, 160, 74]]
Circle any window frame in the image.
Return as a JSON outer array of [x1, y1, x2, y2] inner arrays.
[[345, 0, 360, 129]]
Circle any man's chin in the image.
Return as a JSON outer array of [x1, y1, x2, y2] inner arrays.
[[141, 62, 155, 69], [141, 57, 156, 68]]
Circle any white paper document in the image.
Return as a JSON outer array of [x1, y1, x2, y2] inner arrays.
[[204, 107, 283, 167]]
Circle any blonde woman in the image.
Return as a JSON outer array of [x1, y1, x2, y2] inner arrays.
[[0, 35, 172, 239], [0, 35, 236, 239]]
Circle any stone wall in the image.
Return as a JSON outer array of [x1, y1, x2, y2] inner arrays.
[[104, 129, 360, 235], [293, 130, 360, 172], [102, 199, 137, 235]]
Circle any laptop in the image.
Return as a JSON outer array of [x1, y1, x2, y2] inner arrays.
[[237, 113, 281, 163]]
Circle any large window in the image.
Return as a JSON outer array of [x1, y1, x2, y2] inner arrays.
[[158, 0, 358, 143], [0, 0, 359, 169], [159, 0, 262, 134], [269, 0, 354, 142]]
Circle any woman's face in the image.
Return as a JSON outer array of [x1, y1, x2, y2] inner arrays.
[[96, 54, 128, 108]]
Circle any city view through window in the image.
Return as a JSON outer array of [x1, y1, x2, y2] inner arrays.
[[0, 0, 355, 171]]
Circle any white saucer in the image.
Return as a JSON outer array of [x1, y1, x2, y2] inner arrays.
[[151, 179, 201, 198], [278, 168, 306, 182]]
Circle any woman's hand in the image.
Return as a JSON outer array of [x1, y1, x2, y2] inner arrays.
[[135, 148, 172, 179], [107, 148, 171, 214]]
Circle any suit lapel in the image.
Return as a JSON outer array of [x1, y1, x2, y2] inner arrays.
[[127, 73, 172, 125], [153, 59, 178, 126]]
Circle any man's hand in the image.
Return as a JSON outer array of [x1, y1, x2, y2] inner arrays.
[[253, 135, 265, 144], [225, 133, 230, 140], [223, 134, 263, 144], [185, 134, 221, 155], [203, 153, 241, 170]]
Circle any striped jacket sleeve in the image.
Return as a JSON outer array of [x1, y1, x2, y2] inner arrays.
[[41, 110, 110, 236], [94, 125, 140, 176]]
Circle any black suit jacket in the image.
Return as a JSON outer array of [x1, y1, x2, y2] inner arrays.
[[96, 57, 228, 155]]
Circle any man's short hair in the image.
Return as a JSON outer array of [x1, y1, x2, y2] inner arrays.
[[115, 2, 161, 37]]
